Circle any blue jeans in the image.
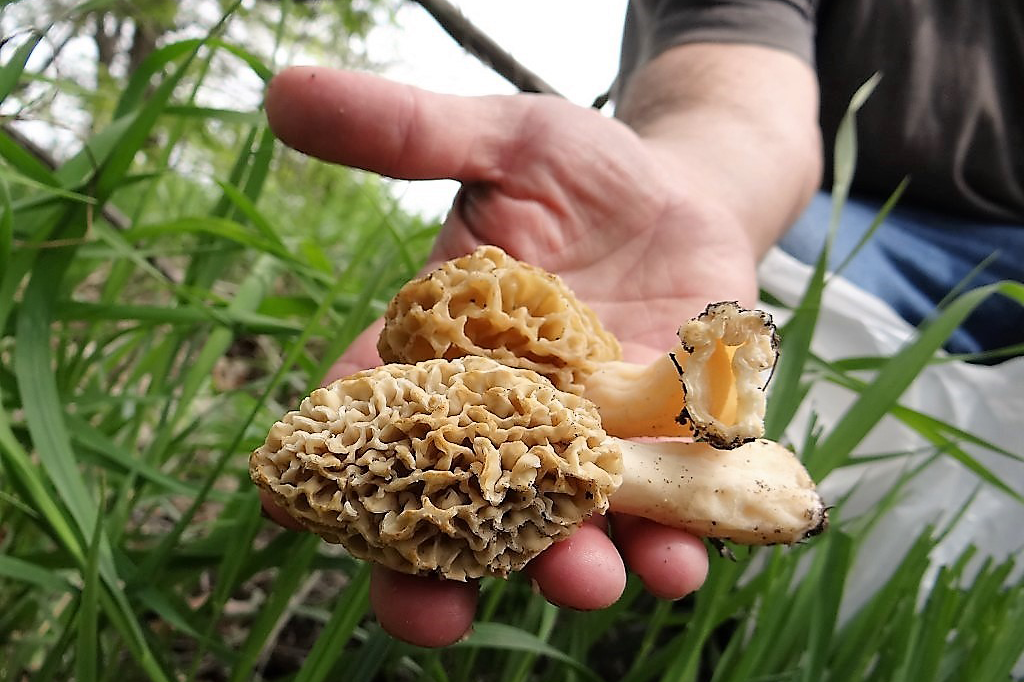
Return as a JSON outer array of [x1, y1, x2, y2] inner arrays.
[[779, 192, 1024, 357]]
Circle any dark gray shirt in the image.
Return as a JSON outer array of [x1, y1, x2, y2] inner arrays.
[[616, 0, 1024, 223]]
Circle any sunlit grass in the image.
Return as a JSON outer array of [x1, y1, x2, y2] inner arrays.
[[1, 3, 1022, 681]]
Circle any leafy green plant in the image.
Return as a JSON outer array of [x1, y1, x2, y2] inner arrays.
[[1, 3, 1021, 681]]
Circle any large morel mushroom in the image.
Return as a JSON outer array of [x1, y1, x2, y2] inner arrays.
[[251, 357, 826, 581], [250, 357, 622, 581]]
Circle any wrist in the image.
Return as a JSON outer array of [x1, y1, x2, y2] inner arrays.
[[617, 43, 823, 259]]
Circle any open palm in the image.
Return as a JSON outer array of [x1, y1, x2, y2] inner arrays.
[[262, 67, 761, 646]]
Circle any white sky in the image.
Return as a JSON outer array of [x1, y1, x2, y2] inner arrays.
[[365, 1, 629, 218]]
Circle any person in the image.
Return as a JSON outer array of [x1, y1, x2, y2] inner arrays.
[[259, 0, 1023, 647]]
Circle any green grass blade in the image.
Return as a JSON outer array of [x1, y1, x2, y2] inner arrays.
[[14, 251, 98, 544], [14, 247, 172, 681], [812, 354, 1021, 462], [830, 529, 935, 678], [0, 128, 60, 185], [831, 176, 909, 278], [132, 587, 233, 659], [48, 113, 136, 189], [114, 35, 268, 121], [801, 532, 853, 682], [112, 39, 209, 119], [227, 534, 321, 682], [135, 256, 331, 582], [334, 625, 397, 682], [54, 300, 302, 334], [0, 31, 43, 103], [29, 599, 80, 682], [74, 502, 104, 682], [765, 74, 881, 439], [212, 179, 294, 255], [503, 599, 559, 682], [808, 358, 1023, 502], [164, 105, 265, 125], [657, 552, 749, 682], [0, 556, 71, 592], [62, 412, 213, 499], [292, 564, 372, 682], [125, 216, 297, 263], [1, 167, 98, 205], [209, 494, 271, 611], [710, 550, 801, 682], [809, 281, 1024, 480], [0, 399, 83, 565], [453, 622, 603, 682], [0, 176, 12, 273]]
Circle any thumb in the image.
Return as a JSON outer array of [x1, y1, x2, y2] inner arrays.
[[265, 66, 519, 182], [321, 319, 385, 385]]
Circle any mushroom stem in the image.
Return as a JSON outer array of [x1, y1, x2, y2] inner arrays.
[[581, 345, 728, 440], [610, 438, 827, 545], [582, 301, 777, 448]]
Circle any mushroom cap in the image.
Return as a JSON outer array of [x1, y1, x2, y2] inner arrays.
[[250, 356, 623, 581], [677, 302, 779, 449], [377, 245, 622, 395]]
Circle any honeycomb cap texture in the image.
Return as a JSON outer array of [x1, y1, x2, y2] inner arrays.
[[250, 356, 623, 580], [377, 245, 622, 395]]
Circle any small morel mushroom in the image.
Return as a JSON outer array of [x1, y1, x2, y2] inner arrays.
[[250, 357, 826, 581], [377, 245, 622, 394], [377, 246, 778, 448]]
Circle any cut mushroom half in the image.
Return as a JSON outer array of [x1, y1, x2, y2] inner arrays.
[[378, 246, 779, 448], [585, 301, 779, 448], [250, 357, 826, 581]]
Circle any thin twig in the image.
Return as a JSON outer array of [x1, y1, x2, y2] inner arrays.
[[3, 122, 131, 229], [409, 0, 564, 97], [2, 122, 181, 283]]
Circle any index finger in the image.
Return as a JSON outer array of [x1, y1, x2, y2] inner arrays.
[[264, 67, 520, 183]]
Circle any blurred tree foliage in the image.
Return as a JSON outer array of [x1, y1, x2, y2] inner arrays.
[[2, 0, 395, 148], [0, 0, 439, 262], [0, 0, 438, 367]]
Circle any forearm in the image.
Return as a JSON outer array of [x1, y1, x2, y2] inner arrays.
[[616, 43, 822, 258]]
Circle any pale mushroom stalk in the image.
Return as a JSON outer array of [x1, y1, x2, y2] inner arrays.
[[610, 438, 826, 545], [378, 246, 779, 448], [251, 357, 825, 583], [583, 301, 779, 447]]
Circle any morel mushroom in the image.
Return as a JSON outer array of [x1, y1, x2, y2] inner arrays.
[[377, 245, 622, 394], [250, 357, 826, 581], [377, 246, 778, 448]]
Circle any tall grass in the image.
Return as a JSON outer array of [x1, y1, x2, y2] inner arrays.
[[1, 5, 1022, 681]]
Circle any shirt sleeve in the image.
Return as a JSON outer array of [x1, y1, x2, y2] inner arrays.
[[617, 0, 819, 93]]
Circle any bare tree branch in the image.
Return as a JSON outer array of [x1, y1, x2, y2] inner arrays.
[[409, 0, 564, 97]]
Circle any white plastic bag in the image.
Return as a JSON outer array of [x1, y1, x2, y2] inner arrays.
[[758, 247, 1024, 612]]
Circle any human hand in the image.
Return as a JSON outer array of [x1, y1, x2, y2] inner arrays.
[[259, 66, 762, 647]]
